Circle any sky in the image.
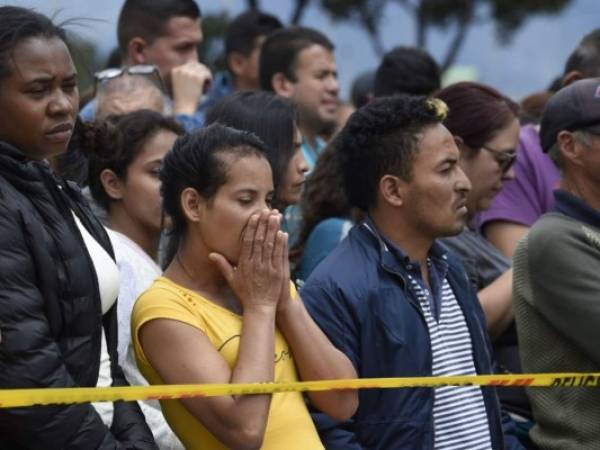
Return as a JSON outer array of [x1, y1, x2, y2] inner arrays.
[[7, 0, 600, 100]]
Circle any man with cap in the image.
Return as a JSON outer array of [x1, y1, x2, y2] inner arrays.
[[512, 77, 600, 450]]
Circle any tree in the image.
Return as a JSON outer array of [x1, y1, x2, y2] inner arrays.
[[306, 0, 572, 71]]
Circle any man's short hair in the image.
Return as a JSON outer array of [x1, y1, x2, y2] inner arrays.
[[564, 29, 600, 78], [336, 95, 448, 211], [374, 46, 441, 97], [351, 70, 375, 108], [117, 0, 201, 54], [225, 10, 282, 58], [259, 26, 334, 92]]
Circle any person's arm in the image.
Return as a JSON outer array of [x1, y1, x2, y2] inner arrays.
[[276, 294, 358, 421], [524, 225, 600, 366], [0, 202, 120, 450], [482, 222, 529, 259], [477, 268, 514, 339], [103, 302, 158, 450], [301, 281, 364, 449], [139, 211, 285, 450]]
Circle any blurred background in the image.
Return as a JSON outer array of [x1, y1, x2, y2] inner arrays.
[[7, 0, 600, 101]]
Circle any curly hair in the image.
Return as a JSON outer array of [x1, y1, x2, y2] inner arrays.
[[337, 94, 447, 211]]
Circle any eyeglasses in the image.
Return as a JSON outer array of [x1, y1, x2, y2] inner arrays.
[[93, 65, 166, 95], [481, 144, 517, 174]]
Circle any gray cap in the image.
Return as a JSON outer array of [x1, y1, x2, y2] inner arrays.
[[540, 77, 600, 152]]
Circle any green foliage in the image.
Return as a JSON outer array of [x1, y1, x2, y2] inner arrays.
[[318, 0, 573, 67], [490, 0, 571, 44], [66, 33, 104, 105]]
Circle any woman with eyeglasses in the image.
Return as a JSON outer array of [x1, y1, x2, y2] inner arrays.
[[436, 82, 534, 445], [0, 7, 156, 448]]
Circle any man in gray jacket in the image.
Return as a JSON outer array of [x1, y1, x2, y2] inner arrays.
[[513, 77, 600, 450]]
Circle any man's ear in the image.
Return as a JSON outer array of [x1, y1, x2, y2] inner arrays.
[[99, 169, 124, 201], [378, 174, 405, 208], [180, 187, 204, 223], [557, 130, 584, 167], [271, 72, 295, 98], [127, 37, 149, 65], [562, 70, 583, 87]]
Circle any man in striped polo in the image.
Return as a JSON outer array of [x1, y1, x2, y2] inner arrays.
[[301, 95, 522, 450]]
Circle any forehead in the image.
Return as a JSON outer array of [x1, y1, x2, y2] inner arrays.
[[221, 153, 273, 188], [158, 16, 203, 44], [413, 123, 459, 167], [294, 44, 335, 73], [5, 37, 75, 81]]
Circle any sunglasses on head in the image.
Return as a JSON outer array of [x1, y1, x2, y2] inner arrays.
[[93, 65, 166, 95], [480, 144, 517, 174]]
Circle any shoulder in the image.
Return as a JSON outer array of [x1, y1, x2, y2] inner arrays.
[[311, 218, 353, 237], [525, 213, 599, 260], [133, 278, 197, 326], [302, 225, 379, 304]]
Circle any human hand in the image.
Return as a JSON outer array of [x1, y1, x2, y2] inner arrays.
[[209, 210, 286, 313], [171, 61, 212, 115]]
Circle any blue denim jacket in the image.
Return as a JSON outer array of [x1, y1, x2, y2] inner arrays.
[[301, 220, 523, 450]]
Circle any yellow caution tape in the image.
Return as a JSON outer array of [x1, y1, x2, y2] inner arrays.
[[2, 372, 599, 409]]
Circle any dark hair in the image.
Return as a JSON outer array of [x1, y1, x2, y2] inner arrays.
[[160, 123, 269, 266], [564, 29, 600, 79], [84, 110, 183, 210], [225, 10, 282, 58], [519, 91, 553, 126], [351, 70, 375, 108], [259, 26, 334, 91], [0, 6, 68, 79], [205, 91, 297, 208], [436, 81, 519, 156], [290, 140, 363, 265], [374, 46, 441, 97], [117, 0, 201, 54], [337, 95, 447, 211]]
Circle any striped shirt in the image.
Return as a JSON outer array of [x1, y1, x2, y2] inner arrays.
[[408, 260, 493, 450]]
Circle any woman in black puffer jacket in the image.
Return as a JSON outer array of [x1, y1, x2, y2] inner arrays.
[[0, 7, 157, 449]]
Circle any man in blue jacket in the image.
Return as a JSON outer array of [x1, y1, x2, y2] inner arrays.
[[301, 95, 523, 450]]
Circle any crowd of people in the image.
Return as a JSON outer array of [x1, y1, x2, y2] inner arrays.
[[0, 1, 599, 449]]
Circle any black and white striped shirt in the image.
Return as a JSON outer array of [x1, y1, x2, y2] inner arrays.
[[408, 261, 492, 450]]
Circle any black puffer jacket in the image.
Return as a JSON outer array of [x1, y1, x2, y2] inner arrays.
[[0, 142, 158, 450]]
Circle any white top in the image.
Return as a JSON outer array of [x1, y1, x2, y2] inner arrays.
[[72, 212, 119, 314], [108, 229, 184, 450], [71, 212, 120, 427]]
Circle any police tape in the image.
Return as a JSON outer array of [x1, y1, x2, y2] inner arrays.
[[2, 372, 599, 409]]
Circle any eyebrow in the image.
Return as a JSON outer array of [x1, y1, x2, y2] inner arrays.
[[437, 156, 458, 167], [25, 72, 78, 84]]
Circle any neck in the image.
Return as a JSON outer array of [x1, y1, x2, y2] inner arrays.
[[370, 207, 433, 267], [165, 232, 229, 298], [108, 208, 160, 260], [232, 76, 256, 92], [560, 172, 600, 212], [298, 120, 321, 150]]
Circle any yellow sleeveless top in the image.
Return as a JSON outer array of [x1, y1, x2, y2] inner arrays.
[[131, 277, 324, 450]]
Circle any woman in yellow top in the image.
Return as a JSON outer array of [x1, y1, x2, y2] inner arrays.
[[132, 123, 358, 450]]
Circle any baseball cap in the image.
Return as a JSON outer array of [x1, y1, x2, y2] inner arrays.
[[540, 77, 600, 152]]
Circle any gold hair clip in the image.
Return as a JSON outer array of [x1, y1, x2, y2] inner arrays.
[[426, 98, 449, 120]]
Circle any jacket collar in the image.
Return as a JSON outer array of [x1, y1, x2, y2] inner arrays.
[[553, 189, 600, 229], [360, 216, 448, 278]]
